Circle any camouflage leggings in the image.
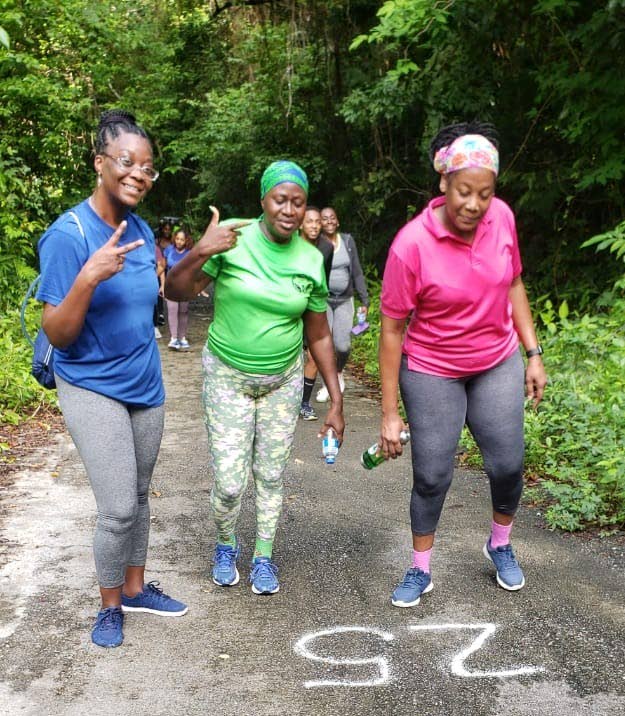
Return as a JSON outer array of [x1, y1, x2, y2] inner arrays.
[[202, 346, 304, 543]]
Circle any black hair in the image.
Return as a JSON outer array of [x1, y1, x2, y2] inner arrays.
[[305, 205, 321, 213], [94, 109, 150, 154], [428, 121, 499, 165]]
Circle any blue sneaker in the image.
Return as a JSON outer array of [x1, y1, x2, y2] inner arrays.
[[250, 557, 279, 595], [121, 581, 188, 616], [483, 540, 525, 591], [299, 402, 318, 421], [391, 567, 433, 608], [91, 606, 124, 648], [212, 542, 240, 586]]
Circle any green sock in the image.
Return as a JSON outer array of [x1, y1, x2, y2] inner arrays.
[[254, 538, 273, 559], [217, 534, 237, 548]]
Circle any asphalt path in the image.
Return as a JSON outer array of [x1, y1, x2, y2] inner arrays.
[[1, 300, 624, 715]]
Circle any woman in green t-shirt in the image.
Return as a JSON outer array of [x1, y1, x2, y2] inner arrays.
[[165, 161, 344, 596]]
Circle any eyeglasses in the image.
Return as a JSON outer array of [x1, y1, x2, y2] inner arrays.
[[101, 152, 159, 181]]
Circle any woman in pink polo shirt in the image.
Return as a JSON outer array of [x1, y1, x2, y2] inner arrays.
[[379, 122, 547, 607]]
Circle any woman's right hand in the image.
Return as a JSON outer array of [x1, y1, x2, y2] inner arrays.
[[195, 206, 250, 259], [82, 221, 145, 285], [380, 413, 408, 460]]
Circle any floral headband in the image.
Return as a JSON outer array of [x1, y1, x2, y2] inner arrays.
[[433, 134, 499, 177]]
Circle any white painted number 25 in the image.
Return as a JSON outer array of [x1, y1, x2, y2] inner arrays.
[[294, 623, 544, 688]]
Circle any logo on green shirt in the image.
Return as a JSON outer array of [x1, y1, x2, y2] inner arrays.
[[292, 275, 313, 294]]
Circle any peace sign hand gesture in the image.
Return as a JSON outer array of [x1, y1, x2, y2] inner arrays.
[[83, 221, 145, 285]]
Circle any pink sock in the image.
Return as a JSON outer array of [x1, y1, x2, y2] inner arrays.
[[412, 548, 432, 574], [490, 520, 513, 548]]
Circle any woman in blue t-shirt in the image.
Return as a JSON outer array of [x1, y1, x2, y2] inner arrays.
[[37, 109, 187, 649], [164, 228, 192, 350]]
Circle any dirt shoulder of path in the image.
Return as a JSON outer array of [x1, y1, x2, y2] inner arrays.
[[0, 406, 65, 486]]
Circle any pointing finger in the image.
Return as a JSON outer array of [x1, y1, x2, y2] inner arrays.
[[229, 220, 252, 232]]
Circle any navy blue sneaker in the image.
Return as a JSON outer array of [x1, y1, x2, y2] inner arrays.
[[391, 567, 433, 607], [483, 539, 525, 591], [121, 581, 188, 616], [212, 542, 241, 586], [299, 402, 318, 421], [91, 606, 124, 648], [250, 557, 279, 595]]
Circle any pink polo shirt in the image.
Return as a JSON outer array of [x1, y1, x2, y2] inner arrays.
[[381, 195, 522, 378]]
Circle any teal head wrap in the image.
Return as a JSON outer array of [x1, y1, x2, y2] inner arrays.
[[260, 160, 309, 198]]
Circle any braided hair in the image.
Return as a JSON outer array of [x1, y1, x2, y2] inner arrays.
[[428, 121, 499, 166], [94, 109, 150, 154]]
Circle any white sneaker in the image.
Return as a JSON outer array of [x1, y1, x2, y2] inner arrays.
[[178, 338, 190, 350], [168, 338, 180, 350], [154, 327, 162, 339], [316, 385, 329, 403], [338, 372, 345, 393]]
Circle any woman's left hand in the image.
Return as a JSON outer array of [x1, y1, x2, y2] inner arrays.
[[318, 404, 345, 444], [526, 356, 547, 408]]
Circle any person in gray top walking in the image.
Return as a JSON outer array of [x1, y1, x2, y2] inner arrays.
[[316, 206, 369, 402]]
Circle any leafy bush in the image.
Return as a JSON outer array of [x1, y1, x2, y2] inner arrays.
[[0, 302, 56, 425], [349, 267, 382, 380], [523, 299, 625, 531]]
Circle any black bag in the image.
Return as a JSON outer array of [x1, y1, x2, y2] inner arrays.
[[20, 210, 86, 390]]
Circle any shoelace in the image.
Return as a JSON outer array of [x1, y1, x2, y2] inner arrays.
[[215, 546, 237, 567], [251, 559, 278, 580], [141, 580, 172, 606], [97, 607, 122, 630], [400, 568, 428, 589], [494, 545, 519, 570], [145, 580, 164, 595]]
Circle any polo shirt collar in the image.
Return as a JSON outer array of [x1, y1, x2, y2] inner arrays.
[[423, 195, 494, 244]]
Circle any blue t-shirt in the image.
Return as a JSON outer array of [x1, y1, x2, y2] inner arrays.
[[163, 245, 190, 271], [36, 200, 165, 407]]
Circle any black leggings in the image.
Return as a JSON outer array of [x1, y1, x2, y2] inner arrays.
[[399, 351, 525, 535]]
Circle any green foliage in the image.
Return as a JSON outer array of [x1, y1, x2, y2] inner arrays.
[[349, 267, 381, 378], [581, 221, 625, 263], [0, 304, 56, 425], [523, 300, 625, 531]]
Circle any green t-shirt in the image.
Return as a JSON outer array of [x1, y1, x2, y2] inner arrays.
[[202, 220, 328, 374]]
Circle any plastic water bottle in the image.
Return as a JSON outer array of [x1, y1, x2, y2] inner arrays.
[[322, 428, 340, 465], [352, 307, 369, 336], [360, 430, 410, 469]]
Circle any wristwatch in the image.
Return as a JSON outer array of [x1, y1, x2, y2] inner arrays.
[[525, 345, 543, 359]]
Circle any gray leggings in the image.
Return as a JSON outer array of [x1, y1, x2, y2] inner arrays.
[[55, 375, 164, 588], [327, 297, 354, 371], [399, 351, 525, 535]]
